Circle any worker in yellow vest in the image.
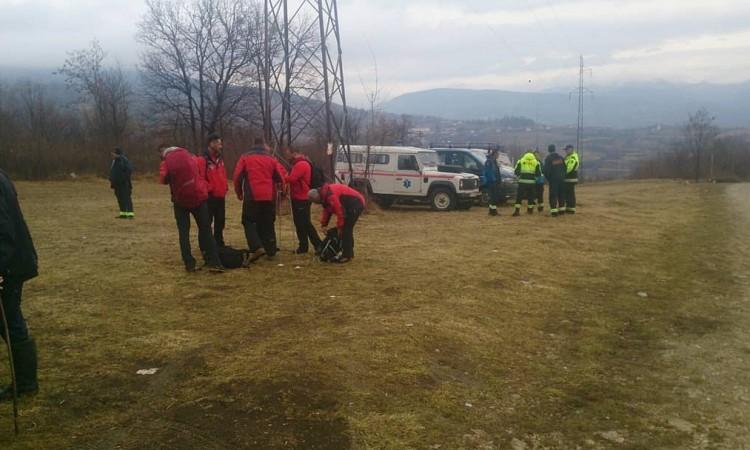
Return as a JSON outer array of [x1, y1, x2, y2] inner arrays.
[[513, 150, 542, 216], [561, 145, 580, 214]]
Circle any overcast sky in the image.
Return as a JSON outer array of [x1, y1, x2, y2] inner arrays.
[[1, 0, 749, 106]]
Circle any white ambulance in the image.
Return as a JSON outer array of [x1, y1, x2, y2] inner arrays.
[[335, 145, 481, 211]]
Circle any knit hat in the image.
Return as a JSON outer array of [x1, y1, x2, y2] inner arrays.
[[113, 147, 123, 155], [547, 144, 556, 153]]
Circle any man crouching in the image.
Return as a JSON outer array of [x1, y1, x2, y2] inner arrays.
[[308, 183, 365, 264]]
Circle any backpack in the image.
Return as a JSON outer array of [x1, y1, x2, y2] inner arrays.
[[306, 160, 327, 189], [218, 246, 251, 269], [164, 148, 208, 210], [318, 229, 341, 262]]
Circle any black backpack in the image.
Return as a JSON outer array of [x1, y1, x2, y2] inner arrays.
[[218, 246, 251, 269], [318, 229, 341, 262], [305, 159, 327, 190]]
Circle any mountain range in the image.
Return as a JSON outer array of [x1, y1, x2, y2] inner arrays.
[[382, 82, 750, 128]]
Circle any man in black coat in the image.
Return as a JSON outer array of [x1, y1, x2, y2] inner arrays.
[[0, 169, 39, 401], [543, 144, 566, 217], [109, 147, 134, 219]]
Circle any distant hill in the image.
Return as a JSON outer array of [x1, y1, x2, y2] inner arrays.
[[383, 82, 750, 128]]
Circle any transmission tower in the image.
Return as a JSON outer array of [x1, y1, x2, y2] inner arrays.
[[261, 0, 351, 172], [570, 55, 592, 179]]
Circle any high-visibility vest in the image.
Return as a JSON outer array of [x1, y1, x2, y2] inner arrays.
[[565, 151, 580, 183], [515, 152, 540, 184]]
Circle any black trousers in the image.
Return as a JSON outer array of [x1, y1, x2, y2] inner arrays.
[[341, 205, 363, 259], [173, 201, 221, 269], [0, 278, 29, 344], [487, 183, 501, 208], [536, 183, 544, 207], [243, 201, 277, 256], [207, 196, 226, 247], [548, 179, 565, 212], [515, 183, 537, 209], [563, 182, 577, 211], [292, 200, 322, 251], [114, 185, 133, 214]]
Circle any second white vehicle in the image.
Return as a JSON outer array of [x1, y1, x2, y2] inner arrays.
[[335, 146, 481, 211]]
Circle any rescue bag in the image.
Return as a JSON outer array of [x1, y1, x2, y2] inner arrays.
[[218, 246, 251, 269], [318, 229, 341, 262]]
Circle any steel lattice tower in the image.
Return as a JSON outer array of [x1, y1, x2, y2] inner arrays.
[[262, 0, 351, 172]]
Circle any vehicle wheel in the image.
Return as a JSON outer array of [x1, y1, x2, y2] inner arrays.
[[429, 188, 455, 211], [375, 195, 395, 208]]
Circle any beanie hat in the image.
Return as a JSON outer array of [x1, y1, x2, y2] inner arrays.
[[113, 147, 123, 155], [547, 144, 556, 153]]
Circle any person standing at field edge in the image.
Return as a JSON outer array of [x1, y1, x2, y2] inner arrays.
[[159, 145, 224, 273], [109, 147, 134, 219], [543, 144, 566, 217], [512, 150, 542, 216], [284, 147, 323, 254], [233, 138, 288, 260], [197, 133, 228, 247], [0, 169, 39, 401], [534, 149, 545, 213], [483, 148, 502, 216], [562, 144, 580, 214], [308, 183, 366, 263]]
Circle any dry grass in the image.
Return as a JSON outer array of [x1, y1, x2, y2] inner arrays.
[[1, 179, 749, 449]]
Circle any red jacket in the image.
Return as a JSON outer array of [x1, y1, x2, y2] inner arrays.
[[232, 147, 288, 202], [196, 151, 228, 198], [320, 183, 366, 230], [159, 147, 208, 210], [286, 156, 312, 201]]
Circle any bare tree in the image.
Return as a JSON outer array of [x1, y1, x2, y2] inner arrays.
[[137, 0, 262, 151], [684, 108, 719, 182], [58, 40, 132, 147]]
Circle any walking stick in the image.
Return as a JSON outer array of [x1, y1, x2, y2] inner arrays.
[[0, 292, 19, 435]]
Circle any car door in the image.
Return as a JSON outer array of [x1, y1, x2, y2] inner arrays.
[[394, 154, 422, 194]]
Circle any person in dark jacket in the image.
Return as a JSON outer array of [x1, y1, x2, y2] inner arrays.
[[196, 133, 228, 247], [308, 183, 366, 263], [284, 147, 322, 254], [534, 150, 545, 212], [232, 139, 288, 259], [483, 148, 502, 216], [159, 146, 223, 272], [0, 169, 39, 401], [543, 144, 566, 217], [109, 147, 134, 219]]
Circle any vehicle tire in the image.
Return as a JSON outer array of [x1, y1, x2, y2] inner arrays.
[[375, 195, 395, 209], [429, 188, 455, 211]]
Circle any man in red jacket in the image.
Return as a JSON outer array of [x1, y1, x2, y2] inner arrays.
[[197, 133, 228, 247], [308, 183, 366, 263], [284, 147, 322, 254], [159, 146, 223, 272], [232, 139, 288, 259]]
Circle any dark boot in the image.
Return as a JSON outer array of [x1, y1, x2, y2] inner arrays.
[[512, 209, 520, 217], [0, 336, 38, 401]]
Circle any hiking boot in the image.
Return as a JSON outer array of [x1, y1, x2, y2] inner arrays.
[[551, 212, 559, 217], [248, 248, 266, 263], [185, 262, 197, 272], [293, 248, 308, 254], [512, 210, 520, 217], [488, 209, 498, 216], [207, 264, 225, 273], [331, 256, 351, 264], [538, 206, 544, 212]]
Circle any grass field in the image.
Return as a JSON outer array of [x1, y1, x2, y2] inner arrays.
[[1, 179, 749, 449]]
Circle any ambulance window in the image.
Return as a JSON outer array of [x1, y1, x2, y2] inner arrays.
[[398, 155, 419, 171], [368, 154, 390, 165]]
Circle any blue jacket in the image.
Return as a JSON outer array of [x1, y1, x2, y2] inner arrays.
[[483, 156, 501, 186]]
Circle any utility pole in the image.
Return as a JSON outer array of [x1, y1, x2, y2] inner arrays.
[[262, 0, 352, 175], [571, 55, 592, 178]]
